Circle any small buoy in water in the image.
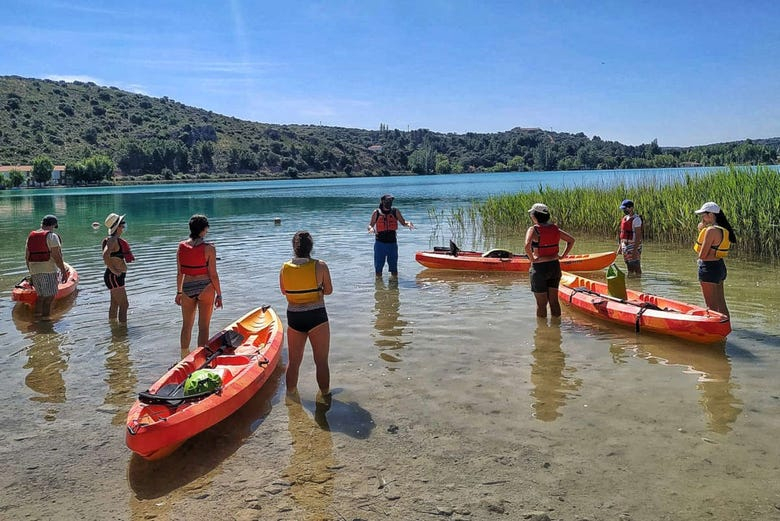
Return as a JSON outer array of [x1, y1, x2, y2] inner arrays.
[[274, 217, 282, 225], [91, 222, 100, 230]]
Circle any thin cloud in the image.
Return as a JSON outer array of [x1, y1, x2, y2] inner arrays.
[[45, 74, 104, 84], [35, 0, 129, 17], [45, 75, 149, 96]]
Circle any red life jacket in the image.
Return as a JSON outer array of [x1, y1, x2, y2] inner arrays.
[[374, 208, 399, 233], [532, 224, 560, 257], [620, 215, 636, 240], [118, 238, 135, 263], [178, 241, 208, 275], [26, 230, 52, 262], [102, 236, 135, 262]]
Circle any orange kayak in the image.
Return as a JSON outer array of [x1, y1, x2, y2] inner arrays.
[[415, 249, 616, 272], [558, 272, 731, 344], [12, 263, 79, 305], [126, 306, 284, 460]]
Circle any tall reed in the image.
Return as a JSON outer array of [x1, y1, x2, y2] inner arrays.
[[474, 166, 780, 259]]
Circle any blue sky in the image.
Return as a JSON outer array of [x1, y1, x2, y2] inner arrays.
[[2, 0, 779, 147]]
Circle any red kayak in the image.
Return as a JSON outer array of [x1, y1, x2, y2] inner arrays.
[[558, 272, 731, 344], [415, 248, 616, 272], [126, 306, 284, 460], [12, 263, 79, 305]]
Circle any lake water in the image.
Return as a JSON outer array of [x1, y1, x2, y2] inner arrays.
[[1, 168, 779, 520]]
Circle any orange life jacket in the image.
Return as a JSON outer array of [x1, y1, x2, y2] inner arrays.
[[26, 230, 52, 262], [532, 224, 560, 257], [619, 215, 636, 240], [374, 208, 399, 233], [374, 208, 399, 243], [178, 241, 209, 275]]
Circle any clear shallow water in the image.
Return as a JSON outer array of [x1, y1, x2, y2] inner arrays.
[[1, 170, 778, 519]]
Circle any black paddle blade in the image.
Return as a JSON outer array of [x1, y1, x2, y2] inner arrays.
[[222, 329, 245, 348]]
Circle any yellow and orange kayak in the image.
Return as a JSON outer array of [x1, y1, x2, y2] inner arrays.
[[126, 306, 283, 460], [11, 263, 79, 305], [415, 249, 616, 272], [558, 272, 731, 344]]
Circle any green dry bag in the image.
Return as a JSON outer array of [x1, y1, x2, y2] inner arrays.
[[606, 263, 627, 300], [183, 368, 222, 396]]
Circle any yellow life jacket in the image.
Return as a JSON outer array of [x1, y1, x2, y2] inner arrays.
[[281, 259, 321, 304], [693, 225, 730, 258]]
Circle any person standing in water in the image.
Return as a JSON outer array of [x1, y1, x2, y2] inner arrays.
[[25, 214, 69, 320], [175, 214, 223, 352], [524, 203, 575, 318], [368, 194, 414, 278], [617, 199, 643, 276], [102, 212, 134, 322], [280, 231, 333, 403], [694, 202, 736, 317]]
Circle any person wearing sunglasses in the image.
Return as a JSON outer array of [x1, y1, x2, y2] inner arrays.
[[102, 212, 135, 322]]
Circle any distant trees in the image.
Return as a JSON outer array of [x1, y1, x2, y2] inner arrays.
[[66, 155, 115, 184], [8, 169, 25, 187], [32, 156, 53, 185], [1, 77, 779, 183]]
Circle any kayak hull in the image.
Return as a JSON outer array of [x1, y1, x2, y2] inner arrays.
[[11, 263, 79, 305], [415, 250, 617, 272], [558, 272, 731, 344], [125, 306, 284, 460]]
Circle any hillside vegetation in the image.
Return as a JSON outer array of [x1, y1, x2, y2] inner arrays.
[[1, 75, 778, 182]]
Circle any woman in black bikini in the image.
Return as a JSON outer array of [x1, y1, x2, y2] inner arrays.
[[279, 231, 333, 402], [175, 215, 223, 353], [102, 212, 134, 322]]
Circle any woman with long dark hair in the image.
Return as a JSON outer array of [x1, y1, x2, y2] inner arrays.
[[694, 202, 736, 317]]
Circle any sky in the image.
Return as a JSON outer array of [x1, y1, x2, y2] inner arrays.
[[2, 0, 779, 147]]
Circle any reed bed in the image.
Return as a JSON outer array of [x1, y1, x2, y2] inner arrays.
[[473, 166, 780, 259]]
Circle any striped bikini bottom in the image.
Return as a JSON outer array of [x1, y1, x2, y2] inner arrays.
[[182, 279, 211, 299]]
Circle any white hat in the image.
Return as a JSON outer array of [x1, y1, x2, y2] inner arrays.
[[528, 203, 549, 214], [694, 202, 721, 214], [105, 212, 126, 234]]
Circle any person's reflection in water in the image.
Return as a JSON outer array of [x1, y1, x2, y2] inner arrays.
[[373, 277, 410, 367], [636, 342, 742, 434], [102, 322, 138, 425], [285, 391, 335, 520], [530, 317, 582, 421], [22, 320, 67, 421]]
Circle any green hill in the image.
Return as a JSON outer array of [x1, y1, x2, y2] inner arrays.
[[1, 75, 777, 182]]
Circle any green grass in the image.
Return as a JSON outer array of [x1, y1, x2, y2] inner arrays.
[[473, 166, 780, 259]]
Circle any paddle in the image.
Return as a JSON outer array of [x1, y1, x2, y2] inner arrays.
[[138, 329, 245, 405]]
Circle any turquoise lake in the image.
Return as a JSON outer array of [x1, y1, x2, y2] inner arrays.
[[1, 168, 778, 521]]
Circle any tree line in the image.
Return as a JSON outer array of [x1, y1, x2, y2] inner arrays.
[[1, 76, 778, 184]]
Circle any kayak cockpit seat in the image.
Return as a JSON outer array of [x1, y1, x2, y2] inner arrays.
[[433, 240, 461, 257], [482, 249, 513, 258], [138, 385, 222, 405]]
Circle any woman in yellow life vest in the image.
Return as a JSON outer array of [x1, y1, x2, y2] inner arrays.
[[279, 231, 333, 403], [694, 202, 736, 317]]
